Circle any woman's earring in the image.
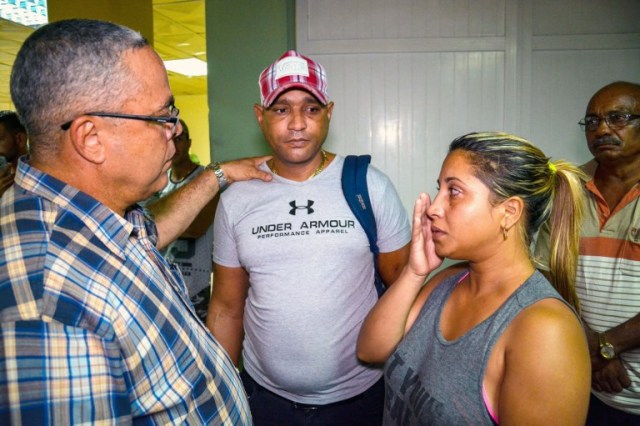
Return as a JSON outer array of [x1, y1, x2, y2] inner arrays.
[[502, 227, 508, 241]]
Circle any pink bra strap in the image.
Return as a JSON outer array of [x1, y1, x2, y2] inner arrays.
[[482, 384, 499, 424]]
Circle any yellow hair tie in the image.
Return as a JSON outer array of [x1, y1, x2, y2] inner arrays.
[[549, 162, 557, 174]]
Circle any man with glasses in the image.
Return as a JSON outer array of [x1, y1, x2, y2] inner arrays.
[[535, 81, 640, 424], [0, 19, 271, 424]]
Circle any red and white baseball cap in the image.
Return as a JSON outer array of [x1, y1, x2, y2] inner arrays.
[[259, 50, 329, 107]]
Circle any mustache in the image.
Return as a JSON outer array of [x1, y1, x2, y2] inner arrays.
[[592, 136, 622, 148]]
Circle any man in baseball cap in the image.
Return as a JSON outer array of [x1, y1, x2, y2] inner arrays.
[[207, 50, 411, 425]]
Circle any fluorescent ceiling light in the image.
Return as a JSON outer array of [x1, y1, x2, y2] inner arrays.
[[164, 58, 207, 77], [0, 0, 48, 28]]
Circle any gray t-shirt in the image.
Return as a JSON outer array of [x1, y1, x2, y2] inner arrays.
[[214, 155, 411, 404]]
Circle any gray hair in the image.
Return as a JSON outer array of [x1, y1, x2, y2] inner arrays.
[[10, 19, 148, 153]]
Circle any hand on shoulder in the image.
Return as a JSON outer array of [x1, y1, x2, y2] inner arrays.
[[218, 155, 273, 185]]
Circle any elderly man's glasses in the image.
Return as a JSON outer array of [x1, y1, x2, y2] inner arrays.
[[60, 105, 180, 138], [578, 112, 640, 132]]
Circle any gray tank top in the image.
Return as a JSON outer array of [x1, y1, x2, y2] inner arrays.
[[383, 270, 567, 425]]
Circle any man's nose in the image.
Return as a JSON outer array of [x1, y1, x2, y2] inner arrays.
[[592, 116, 614, 135], [288, 110, 306, 131]]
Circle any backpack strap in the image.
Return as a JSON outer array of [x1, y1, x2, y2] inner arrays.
[[342, 155, 386, 296], [341, 155, 379, 256]]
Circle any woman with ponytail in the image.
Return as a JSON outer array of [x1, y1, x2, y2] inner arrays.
[[358, 132, 590, 425]]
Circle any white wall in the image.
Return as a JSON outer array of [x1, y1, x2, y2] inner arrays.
[[297, 0, 640, 212]]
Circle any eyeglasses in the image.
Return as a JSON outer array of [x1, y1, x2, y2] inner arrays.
[[60, 105, 180, 138], [578, 112, 640, 132]]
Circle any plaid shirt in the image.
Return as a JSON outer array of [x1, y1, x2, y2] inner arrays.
[[0, 158, 251, 425]]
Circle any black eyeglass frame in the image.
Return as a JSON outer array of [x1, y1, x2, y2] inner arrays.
[[60, 107, 180, 131], [578, 112, 640, 132]]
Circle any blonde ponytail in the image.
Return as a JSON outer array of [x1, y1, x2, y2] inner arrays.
[[546, 161, 587, 312]]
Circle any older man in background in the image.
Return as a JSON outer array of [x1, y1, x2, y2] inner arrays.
[[535, 81, 640, 425], [156, 118, 218, 323], [0, 110, 28, 197]]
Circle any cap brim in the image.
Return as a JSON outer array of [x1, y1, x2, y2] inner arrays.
[[263, 82, 328, 107]]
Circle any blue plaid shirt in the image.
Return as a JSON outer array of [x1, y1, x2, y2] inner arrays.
[[0, 158, 251, 425]]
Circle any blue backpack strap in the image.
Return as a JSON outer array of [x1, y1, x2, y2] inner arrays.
[[342, 155, 386, 296], [341, 155, 379, 256]]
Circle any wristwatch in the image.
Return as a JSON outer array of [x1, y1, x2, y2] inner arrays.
[[206, 162, 229, 191], [598, 332, 616, 360]]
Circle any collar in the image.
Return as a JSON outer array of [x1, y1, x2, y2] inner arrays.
[[14, 157, 157, 260]]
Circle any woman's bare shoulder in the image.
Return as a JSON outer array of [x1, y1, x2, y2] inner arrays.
[[506, 297, 585, 354]]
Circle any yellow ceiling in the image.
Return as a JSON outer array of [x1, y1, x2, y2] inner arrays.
[[0, 18, 31, 107], [0, 0, 207, 108], [153, 0, 207, 96]]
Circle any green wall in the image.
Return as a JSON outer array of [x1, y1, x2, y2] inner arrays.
[[206, 0, 295, 161]]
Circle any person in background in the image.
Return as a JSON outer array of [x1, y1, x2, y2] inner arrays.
[[0, 18, 272, 424], [535, 81, 640, 425], [0, 110, 28, 197], [207, 50, 411, 425], [358, 132, 591, 424], [158, 118, 217, 323]]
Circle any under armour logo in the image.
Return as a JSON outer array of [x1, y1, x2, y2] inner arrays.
[[289, 200, 314, 215]]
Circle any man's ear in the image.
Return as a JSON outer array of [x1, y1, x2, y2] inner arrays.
[[67, 117, 106, 164], [253, 104, 265, 126], [325, 101, 334, 120], [15, 131, 28, 154]]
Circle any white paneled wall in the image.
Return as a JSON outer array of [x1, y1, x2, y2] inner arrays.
[[297, 0, 640, 212]]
